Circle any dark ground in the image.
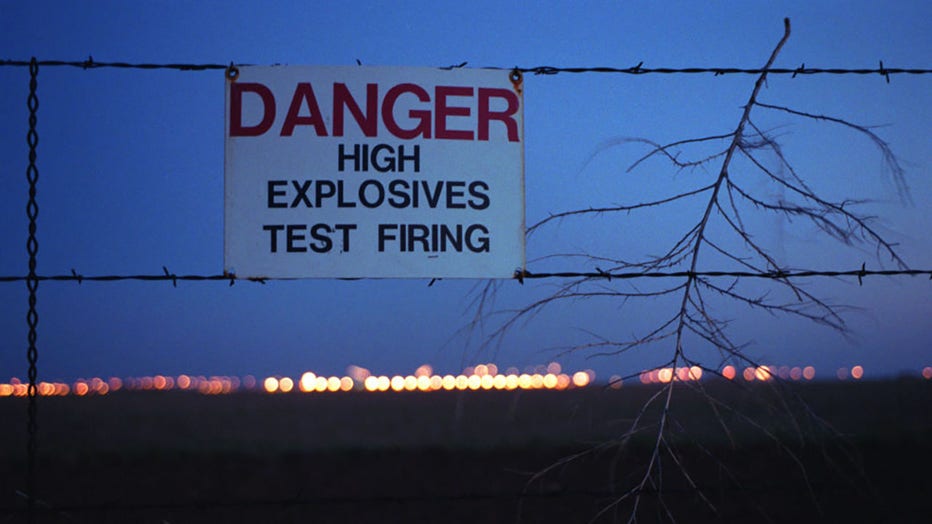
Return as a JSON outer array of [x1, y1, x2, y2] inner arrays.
[[1, 379, 931, 523]]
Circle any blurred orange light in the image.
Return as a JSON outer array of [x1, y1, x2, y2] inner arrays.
[[75, 381, 89, 396], [441, 375, 456, 390], [486, 363, 499, 376], [416, 375, 431, 391], [658, 368, 674, 384], [347, 365, 370, 382], [789, 367, 802, 381], [474, 364, 489, 377], [263, 377, 279, 393], [722, 365, 736, 380], [376, 376, 390, 392], [546, 362, 561, 375], [754, 366, 773, 382], [391, 376, 405, 392], [688, 366, 702, 381], [340, 377, 354, 392], [517, 374, 532, 389], [851, 365, 864, 380], [279, 377, 295, 393], [571, 371, 589, 388], [543, 373, 558, 389], [108, 377, 123, 391], [300, 372, 317, 392], [177, 375, 191, 390], [492, 374, 506, 390], [480, 374, 494, 390], [429, 375, 443, 391], [364, 376, 379, 392], [504, 374, 519, 390], [154, 375, 167, 390], [530, 374, 544, 389], [556, 374, 571, 390], [803, 366, 816, 380], [467, 375, 481, 390], [403, 376, 418, 391], [742, 367, 755, 382], [415, 364, 432, 378], [1, 384, 14, 397], [922, 367, 932, 380]]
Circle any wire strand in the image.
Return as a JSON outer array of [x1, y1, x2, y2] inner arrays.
[[1, 58, 930, 77], [0, 267, 929, 286]]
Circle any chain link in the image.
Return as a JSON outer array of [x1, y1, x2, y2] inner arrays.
[[25, 56, 40, 524]]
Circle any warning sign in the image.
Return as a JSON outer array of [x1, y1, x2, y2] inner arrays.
[[224, 65, 525, 278]]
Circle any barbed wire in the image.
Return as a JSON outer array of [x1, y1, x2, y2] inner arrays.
[[0, 265, 929, 287], [2, 58, 930, 80]]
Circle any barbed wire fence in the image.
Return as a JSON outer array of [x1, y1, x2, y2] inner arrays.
[[2, 44, 931, 523]]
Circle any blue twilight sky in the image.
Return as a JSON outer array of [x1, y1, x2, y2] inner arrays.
[[0, 1, 929, 382]]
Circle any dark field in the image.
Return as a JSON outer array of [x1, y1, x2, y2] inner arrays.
[[2, 379, 931, 523]]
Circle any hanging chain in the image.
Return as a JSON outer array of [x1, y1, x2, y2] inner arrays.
[[25, 56, 40, 524]]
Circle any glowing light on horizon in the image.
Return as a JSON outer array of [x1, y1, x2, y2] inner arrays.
[[851, 365, 864, 380], [279, 377, 294, 393], [417, 375, 431, 391], [2, 361, 912, 399], [300, 372, 316, 392], [722, 365, 736, 380], [609, 375, 623, 389], [754, 366, 773, 382], [572, 371, 589, 388], [480, 374, 495, 390]]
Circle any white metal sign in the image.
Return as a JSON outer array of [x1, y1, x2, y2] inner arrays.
[[224, 65, 525, 278]]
